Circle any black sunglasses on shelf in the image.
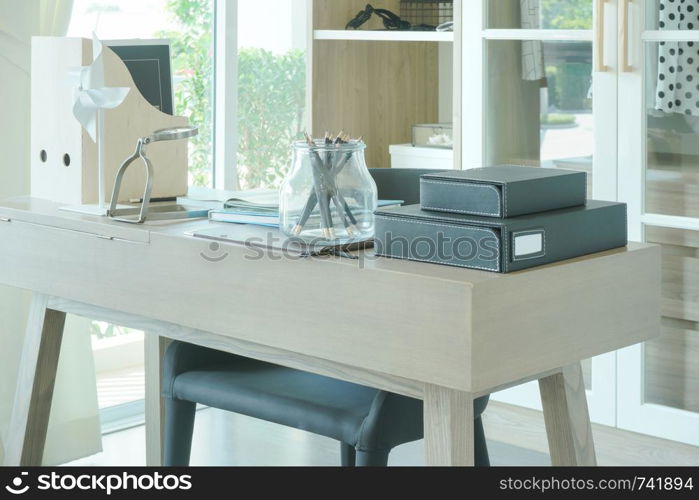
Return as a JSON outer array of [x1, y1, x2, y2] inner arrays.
[[345, 4, 435, 31]]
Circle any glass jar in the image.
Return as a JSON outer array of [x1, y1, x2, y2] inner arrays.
[[280, 139, 378, 243]]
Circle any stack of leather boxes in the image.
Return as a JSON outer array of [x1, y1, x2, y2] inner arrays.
[[374, 165, 627, 273]]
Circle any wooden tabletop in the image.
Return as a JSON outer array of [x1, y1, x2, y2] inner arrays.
[[0, 197, 661, 395]]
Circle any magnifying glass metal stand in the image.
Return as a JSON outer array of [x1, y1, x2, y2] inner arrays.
[[108, 126, 204, 224]]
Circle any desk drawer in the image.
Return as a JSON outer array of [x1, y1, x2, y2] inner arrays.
[[0, 207, 150, 244], [0, 219, 148, 294]]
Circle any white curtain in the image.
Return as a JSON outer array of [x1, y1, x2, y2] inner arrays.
[[0, 0, 103, 465]]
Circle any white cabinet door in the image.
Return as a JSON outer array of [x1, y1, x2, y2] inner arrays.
[[617, 0, 699, 446], [458, 0, 620, 425]]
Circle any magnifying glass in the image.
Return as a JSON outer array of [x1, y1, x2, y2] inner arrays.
[[149, 126, 199, 143], [108, 126, 201, 223]]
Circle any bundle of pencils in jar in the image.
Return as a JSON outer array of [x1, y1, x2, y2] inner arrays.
[[279, 132, 378, 243]]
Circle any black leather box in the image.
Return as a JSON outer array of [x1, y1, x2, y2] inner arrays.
[[374, 201, 627, 273], [420, 165, 587, 218]]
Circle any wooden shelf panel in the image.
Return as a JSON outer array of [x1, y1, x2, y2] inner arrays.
[[314, 30, 453, 42]]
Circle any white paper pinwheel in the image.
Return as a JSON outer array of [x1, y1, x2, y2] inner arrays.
[[69, 35, 130, 210]]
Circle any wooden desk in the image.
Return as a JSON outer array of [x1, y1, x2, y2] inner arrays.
[[0, 197, 660, 466]]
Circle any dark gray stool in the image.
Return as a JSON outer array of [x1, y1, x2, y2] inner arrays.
[[162, 341, 490, 466]]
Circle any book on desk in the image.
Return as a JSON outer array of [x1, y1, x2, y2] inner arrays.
[[209, 198, 404, 227]]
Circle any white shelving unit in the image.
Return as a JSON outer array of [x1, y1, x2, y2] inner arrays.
[[310, 1, 457, 169], [313, 29, 453, 42]]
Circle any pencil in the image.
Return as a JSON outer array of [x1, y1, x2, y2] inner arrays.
[[304, 133, 335, 239]]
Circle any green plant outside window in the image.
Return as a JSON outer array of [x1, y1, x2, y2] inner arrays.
[[158, 0, 306, 190]]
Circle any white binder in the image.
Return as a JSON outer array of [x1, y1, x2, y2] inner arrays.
[[30, 37, 190, 205]]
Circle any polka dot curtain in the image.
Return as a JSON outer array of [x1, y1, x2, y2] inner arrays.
[[655, 0, 699, 116]]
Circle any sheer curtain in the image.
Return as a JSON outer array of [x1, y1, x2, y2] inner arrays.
[[0, 0, 102, 465]]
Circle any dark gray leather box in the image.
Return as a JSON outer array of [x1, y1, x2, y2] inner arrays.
[[374, 200, 627, 273], [420, 165, 587, 218]]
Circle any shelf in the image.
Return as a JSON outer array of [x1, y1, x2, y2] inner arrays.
[[481, 29, 592, 41], [313, 30, 453, 42]]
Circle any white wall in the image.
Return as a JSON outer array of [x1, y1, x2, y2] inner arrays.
[[0, 44, 33, 463]]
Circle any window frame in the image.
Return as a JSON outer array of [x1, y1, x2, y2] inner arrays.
[[213, 0, 310, 191], [213, 0, 240, 190]]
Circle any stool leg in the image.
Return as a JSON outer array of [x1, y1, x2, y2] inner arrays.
[[340, 442, 356, 466], [474, 416, 490, 467], [163, 398, 196, 466], [355, 449, 390, 467]]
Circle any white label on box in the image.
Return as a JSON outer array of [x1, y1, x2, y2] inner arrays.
[[514, 233, 544, 258]]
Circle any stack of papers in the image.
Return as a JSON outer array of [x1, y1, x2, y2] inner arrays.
[[209, 195, 403, 228]]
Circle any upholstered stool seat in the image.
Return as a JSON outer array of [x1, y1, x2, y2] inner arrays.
[[163, 341, 490, 466]]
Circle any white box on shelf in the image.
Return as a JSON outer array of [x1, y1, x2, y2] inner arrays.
[[31, 37, 189, 206], [389, 144, 454, 170]]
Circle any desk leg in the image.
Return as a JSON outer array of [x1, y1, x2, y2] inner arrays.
[[539, 363, 597, 466], [424, 384, 474, 466], [4, 294, 66, 466], [144, 335, 172, 466]]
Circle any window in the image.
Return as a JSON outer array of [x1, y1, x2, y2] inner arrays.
[[234, 0, 308, 190], [68, 0, 308, 191], [89, 322, 145, 430]]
